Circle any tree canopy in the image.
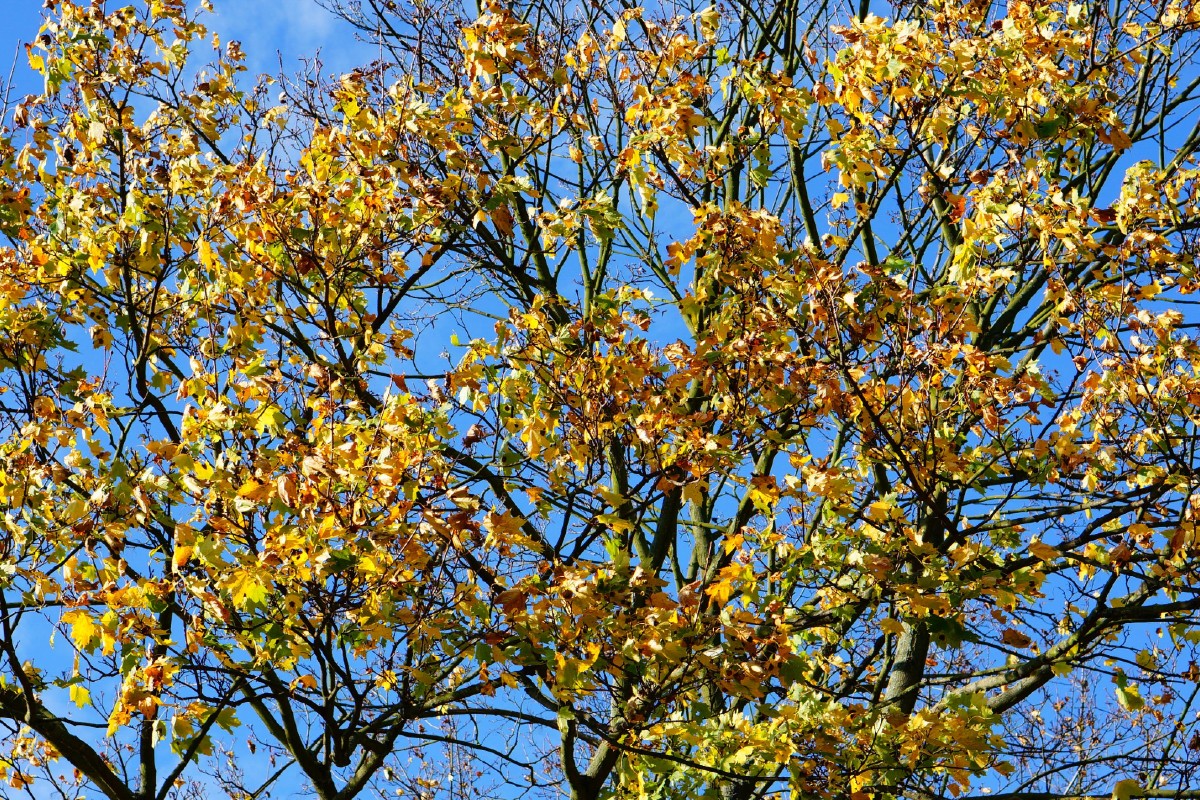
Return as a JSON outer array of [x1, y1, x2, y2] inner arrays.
[[2, 0, 1200, 798]]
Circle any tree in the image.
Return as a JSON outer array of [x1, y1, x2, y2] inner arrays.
[[1, 0, 1200, 797]]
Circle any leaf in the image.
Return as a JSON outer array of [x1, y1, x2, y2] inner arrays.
[[1000, 629, 1033, 649], [611, 17, 626, 46], [211, 707, 241, 734], [255, 405, 288, 436], [1112, 780, 1142, 800], [1116, 684, 1145, 712], [705, 578, 736, 604], [197, 239, 217, 271], [69, 683, 90, 708], [228, 572, 268, 609], [290, 674, 318, 692], [62, 610, 98, 651], [236, 480, 271, 502], [1028, 540, 1062, 562], [1107, 125, 1133, 152]]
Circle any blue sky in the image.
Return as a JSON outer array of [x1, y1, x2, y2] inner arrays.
[[0, 0, 44, 98], [0, 0, 370, 100]]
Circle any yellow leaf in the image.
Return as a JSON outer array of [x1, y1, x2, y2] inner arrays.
[[254, 405, 288, 435], [290, 674, 318, 692], [228, 572, 268, 608], [62, 610, 98, 651], [88, 242, 106, 272], [1116, 684, 1144, 712], [611, 17, 627, 47], [172, 545, 193, 571], [1112, 779, 1142, 800], [1028, 540, 1062, 562], [198, 239, 217, 271], [705, 579, 735, 604], [146, 441, 178, 459], [237, 480, 271, 501], [70, 683, 90, 708], [597, 513, 634, 533]]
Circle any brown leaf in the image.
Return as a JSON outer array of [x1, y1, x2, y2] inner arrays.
[[1001, 629, 1033, 649]]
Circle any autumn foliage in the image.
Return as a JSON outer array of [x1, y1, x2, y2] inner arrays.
[[2, 0, 1200, 798]]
